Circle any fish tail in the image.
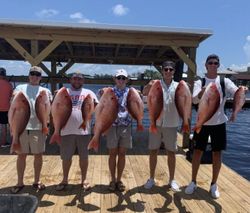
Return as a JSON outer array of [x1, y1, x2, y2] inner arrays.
[[11, 138, 21, 154], [79, 122, 87, 130], [192, 126, 201, 134], [137, 124, 144, 131], [49, 133, 61, 145], [87, 136, 99, 152], [182, 124, 190, 133], [149, 124, 158, 134], [42, 127, 49, 135]]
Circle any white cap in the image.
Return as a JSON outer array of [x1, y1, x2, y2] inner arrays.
[[115, 69, 128, 77]]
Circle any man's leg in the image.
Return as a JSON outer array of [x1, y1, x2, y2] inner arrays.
[[16, 154, 27, 186], [191, 149, 203, 182], [117, 147, 127, 182], [109, 148, 118, 182], [79, 157, 88, 184], [212, 151, 222, 184], [167, 151, 176, 182], [61, 159, 72, 184], [149, 149, 158, 179], [34, 153, 43, 184], [0, 124, 7, 146]]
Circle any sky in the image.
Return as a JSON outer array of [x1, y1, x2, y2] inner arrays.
[[0, 0, 250, 77]]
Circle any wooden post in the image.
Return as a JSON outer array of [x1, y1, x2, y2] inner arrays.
[[51, 60, 57, 95], [174, 60, 184, 82], [182, 48, 196, 148]]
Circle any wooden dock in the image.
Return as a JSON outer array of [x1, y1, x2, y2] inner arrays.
[[0, 132, 249, 212]]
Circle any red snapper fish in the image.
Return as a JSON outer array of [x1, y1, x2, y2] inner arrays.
[[79, 94, 95, 130], [175, 80, 192, 133], [147, 80, 163, 133], [88, 87, 118, 152], [127, 87, 144, 131], [8, 91, 30, 153], [229, 86, 246, 122], [35, 90, 51, 135], [50, 87, 72, 144], [193, 82, 220, 133]]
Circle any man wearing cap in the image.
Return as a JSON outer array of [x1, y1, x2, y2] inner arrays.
[[143, 61, 181, 192], [11, 66, 52, 194], [0, 67, 13, 147], [185, 54, 248, 199], [98, 69, 132, 192], [55, 71, 99, 191]]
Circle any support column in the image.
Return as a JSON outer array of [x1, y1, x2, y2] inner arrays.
[[174, 60, 184, 82], [182, 48, 197, 148], [51, 60, 57, 95]]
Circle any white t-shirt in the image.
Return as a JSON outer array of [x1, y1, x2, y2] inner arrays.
[[156, 80, 180, 127], [15, 84, 52, 130], [61, 87, 98, 136], [193, 76, 238, 125]]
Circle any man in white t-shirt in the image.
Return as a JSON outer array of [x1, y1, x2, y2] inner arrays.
[[143, 61, 181, 192], [11, 66, 52, 194], [185, 54, 247, 199], [55, 71, 98, 191]]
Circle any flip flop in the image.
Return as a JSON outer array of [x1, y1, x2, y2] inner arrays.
[[11, 185, 25, 194], [116, 181, 125, 192], [81, 182, 91, 191], [55, 183, 68, 191], [32, 182, 46, 191], [108, 181, 116, 192]]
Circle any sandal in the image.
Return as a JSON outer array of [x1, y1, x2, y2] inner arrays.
[[116, 181, 125, 192], [108, 181, 116, 191], [55, 183, 68, 191], [81, 182, 91, 191], [11, 185, 25, 194], [33, 182, 46, 191]]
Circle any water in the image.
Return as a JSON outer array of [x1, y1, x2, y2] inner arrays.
[[82, 84, 250, 181]]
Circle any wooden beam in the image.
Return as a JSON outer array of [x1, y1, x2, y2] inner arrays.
[[157, 47, 168, 58], [39, 62, 51, 76], [92, 44, 95, 57], [65, 42, 74, 56], [57, 59, 75, 76], [114, 44, 120, 57], [33, 40, 62, 65], [31, 40, 38, 57], [5, 38, 35, 64], [170, 45, 196, 73], [136, 46, 145, 58]]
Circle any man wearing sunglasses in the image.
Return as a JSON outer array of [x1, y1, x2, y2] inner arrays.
[[144, 61, 181, 192], [185, 54, 246, 199], [11, 66, 52, 194]]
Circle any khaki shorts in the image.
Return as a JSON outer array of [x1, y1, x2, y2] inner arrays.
[[20, 130, 46, 154], [60, 135, 91, 160], [106, 126, 132, 149], [148, 126, 178, 152]]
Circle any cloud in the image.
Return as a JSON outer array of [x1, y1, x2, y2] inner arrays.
[[36, 9, 59, 18], [69, 12, 96, 23], [112, 4, 129, 16], [243, 35, 250, 62]]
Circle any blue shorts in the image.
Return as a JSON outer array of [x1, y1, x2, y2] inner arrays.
[[193, 123, 227, 151]]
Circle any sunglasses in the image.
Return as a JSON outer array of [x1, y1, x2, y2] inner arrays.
[[163, 68, 174, 72], [116, 76, 127, 80], [207, 61, 219, 65], [30, 71, 41, 77]]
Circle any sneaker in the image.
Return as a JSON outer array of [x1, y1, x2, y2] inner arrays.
[[144, 178, 155, 189], [185, 181, 197, 194], [169, 180, 180, 192], [210, 183, 220, 199]]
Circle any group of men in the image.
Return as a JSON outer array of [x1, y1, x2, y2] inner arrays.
[[0, 54, 245, 199]]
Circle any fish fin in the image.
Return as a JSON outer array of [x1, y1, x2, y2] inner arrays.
[[149, 124, 158, 134], [42, 127, 49, 135], [10, 142, 21, 154], [137, 124, 144, 132], [88, 137, 99, 152], [79, 122, 87, 130], [49, 133, 61, 145]]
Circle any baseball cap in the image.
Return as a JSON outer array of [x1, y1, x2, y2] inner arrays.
[[0, 67, 6, 76], [71, 71, 84, 78], [162, 61, 176, 69], [29, 66, 42, 74], [115, 69, 128, 77], [206, 54, 220, 63]]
